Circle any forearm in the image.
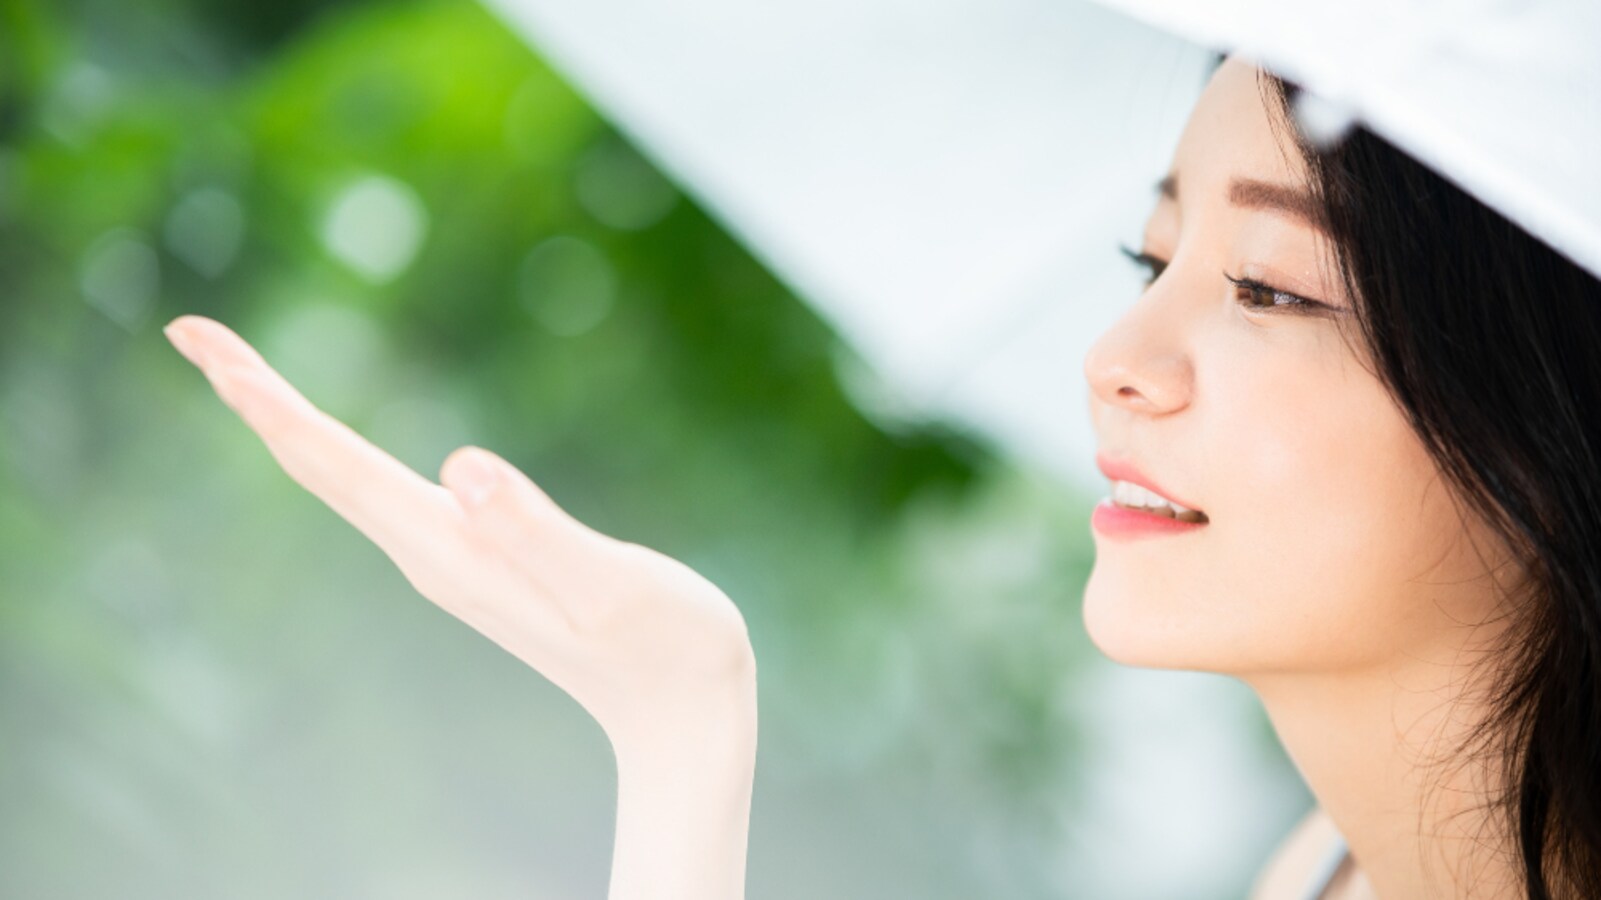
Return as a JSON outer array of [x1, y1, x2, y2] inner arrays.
[[607, 681, 758, 900]]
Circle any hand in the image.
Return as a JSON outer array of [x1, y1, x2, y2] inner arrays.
[[162, 314, 757, 756]]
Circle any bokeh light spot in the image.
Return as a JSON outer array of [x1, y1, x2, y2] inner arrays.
[[260, 302, 387, 420], [319, 173, 428, 284], [164, 187, 246, 279], [79, 228, 160, 331], [517, 235, 616, 337], [573, 136, 679, 231], [40, 62, 114, 147]]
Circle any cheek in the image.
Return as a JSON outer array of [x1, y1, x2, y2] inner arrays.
[[1084, 339, 1497, 675], [1217, 376, 1436, 667]]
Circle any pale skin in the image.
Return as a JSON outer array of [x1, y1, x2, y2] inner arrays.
[[1083, 57, 1526, 898], [164, 53, 1525, 900]]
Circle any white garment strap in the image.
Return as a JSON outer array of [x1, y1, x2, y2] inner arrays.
[[1301, 831, 1350, 900]]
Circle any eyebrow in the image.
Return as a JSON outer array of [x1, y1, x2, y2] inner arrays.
[[1156, 172, 1330, 234]]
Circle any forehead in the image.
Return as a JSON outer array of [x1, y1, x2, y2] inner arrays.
[[1168, 56, 1310, 197]]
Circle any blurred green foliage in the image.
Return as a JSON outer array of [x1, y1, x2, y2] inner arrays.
[[0, 1, 1297, 898]]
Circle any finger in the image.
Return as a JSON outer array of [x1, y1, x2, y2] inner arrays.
[[440, 446, 616, 625], [212, 365, 580, 644], [165, 314, 464, 569]]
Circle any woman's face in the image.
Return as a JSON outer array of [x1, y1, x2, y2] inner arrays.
[[1080, 56, 1515, 679]]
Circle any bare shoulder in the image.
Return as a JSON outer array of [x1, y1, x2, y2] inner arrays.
[[1249, 805, 1341, 900]]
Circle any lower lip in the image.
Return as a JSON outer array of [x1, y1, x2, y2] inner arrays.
[[1090, 498, 1209, 539]]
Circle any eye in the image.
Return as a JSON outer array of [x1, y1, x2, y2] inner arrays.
[[1118, 242, 1167, 287], [1223, 271, 1321, 313], [1118, 242, 1337, 316]]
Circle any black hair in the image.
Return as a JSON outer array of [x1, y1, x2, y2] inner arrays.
[[1217, 52, 1601, 898]]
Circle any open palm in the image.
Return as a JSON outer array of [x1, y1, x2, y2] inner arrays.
[[163, 314, 757, 755]]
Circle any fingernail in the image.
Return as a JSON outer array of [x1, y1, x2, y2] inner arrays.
[[164, 321, 207, 368], [454, 451, 501, 506]]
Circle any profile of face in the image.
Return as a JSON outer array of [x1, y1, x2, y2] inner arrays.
[[1080, 56, 1516, 680]]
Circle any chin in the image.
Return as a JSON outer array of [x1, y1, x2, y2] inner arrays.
[[1080, 561, 1234, 672], [1081, 564, 1348, 680]]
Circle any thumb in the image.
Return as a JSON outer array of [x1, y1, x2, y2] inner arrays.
[[440, 446, 566, 523]]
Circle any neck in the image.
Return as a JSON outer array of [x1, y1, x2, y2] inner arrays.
[[1244, 655, 1523, 900]]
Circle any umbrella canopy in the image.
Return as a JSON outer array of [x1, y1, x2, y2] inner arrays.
[[1103, 0, 1601, 283], [474, 0, 1599, 496], [477, 0, 1218, 493]]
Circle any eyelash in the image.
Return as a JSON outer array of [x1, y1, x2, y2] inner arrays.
[[1117, 243, 1326, 314]]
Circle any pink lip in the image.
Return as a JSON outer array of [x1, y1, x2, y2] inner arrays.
[[1094, 452, 1205, 514], [1091, 499, 1208, 539], [1091, 452, 1208, 540]]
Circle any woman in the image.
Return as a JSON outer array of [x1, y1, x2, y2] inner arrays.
[[163, 51, 1601, 898]]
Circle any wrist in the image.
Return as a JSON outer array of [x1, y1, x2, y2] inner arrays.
[[609, 645, 758, 770], [610, 677, 758, 778]]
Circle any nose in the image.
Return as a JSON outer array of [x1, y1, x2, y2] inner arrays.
[[1082, 287, 1195, 416]]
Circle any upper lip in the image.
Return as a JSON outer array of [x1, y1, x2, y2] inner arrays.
[[1095, 452, 1205, 513]]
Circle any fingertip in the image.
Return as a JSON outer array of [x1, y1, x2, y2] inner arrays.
[[182, 316, 269, 368], [184, 315, 235, 345], [443, 447, 569, 524], [166, 313, 209, 331], [442, 446, 502, 507], [165, 318, 207, 367], [165, 314, 223, 347], [441, 444, 495, 479]]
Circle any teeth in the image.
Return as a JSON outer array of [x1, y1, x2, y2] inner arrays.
[[1110, 480, 1208, 522]]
